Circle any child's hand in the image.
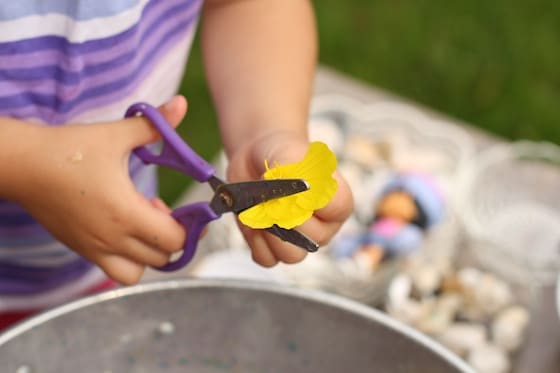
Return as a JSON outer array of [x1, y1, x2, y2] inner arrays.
[[6, 96, 188, 285], [226, 130, 354, 266]]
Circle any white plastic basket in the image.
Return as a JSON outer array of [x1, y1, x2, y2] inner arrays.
[[458, 140, 560, 286]]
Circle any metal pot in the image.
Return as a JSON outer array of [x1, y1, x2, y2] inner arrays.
[[0, 279, 473, 372]]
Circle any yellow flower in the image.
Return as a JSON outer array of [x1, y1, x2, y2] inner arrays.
[[238, 141, 338, 229]]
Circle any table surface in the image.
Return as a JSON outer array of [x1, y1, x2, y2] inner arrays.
[[142, 66, 560, 373]]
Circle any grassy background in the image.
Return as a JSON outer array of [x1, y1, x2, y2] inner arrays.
[[160, 0, 560, 204]]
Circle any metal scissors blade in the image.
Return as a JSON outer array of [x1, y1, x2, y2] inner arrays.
[[266, 225, 320, 253], [208, 176, 319, 253], [207, 176, 319, 252], [209, 178, 310, 215]]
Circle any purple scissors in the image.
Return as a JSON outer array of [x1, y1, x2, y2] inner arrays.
[[125, 103, 319, 272]]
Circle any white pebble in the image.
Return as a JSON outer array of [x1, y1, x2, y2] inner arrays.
[[436, 293, 463, 316], [387, 274, 412, 309], [16, 366, 32, 373], [415, 300, 453, 335], [157, 321, 175, 336], [435, 322, 487, 357], [387, 298, 426, 325], [492, 305, 530, 351], [474, 274, 514, 315], [344, 135, 384, 170], [457, 267, 482, 289], [387, 274, 431, 325], [467, 343, 510, 373], [411, 264, 441, 297]]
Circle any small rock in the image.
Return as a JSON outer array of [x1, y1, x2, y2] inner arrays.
[[344, 135, 384, 170], [387, 274, 413, 310], [467, 343, 510, 373], [474, 274, 514, 315], [457, 267, 482, 289], [441, 273, 463, 294], [414, 293, 462, 335], [492, 305, 530, 352], [387, 298, 427, 325], [410, 264, 442, 297], [435, 322, 487, 357], [458, 303, 487, 323], [456, 268, 513, 320], [157, 321, 175, 336], [386, 274, 432, 325], [415, 299, 453, 335], [437, 293, 463, 316]]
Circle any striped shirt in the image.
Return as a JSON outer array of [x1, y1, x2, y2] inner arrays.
[[0, 0, 202, 311]]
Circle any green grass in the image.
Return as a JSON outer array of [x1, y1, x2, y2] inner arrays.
[[160, 0, 560, 204]]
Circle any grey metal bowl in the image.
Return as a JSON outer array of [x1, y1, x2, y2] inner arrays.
[[0, 279, 473, 373]]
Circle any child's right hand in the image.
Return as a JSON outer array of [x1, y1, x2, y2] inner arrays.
[[0, 96, 188, 285]]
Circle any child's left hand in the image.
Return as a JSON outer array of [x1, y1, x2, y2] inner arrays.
[[226, 130, 354, 266]]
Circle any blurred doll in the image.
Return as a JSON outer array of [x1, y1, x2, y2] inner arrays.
[[332, 171, 445, 271]]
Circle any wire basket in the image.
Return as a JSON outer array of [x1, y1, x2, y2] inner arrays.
[[458, 140, 560, 287]]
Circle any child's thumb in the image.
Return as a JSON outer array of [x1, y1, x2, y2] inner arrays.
[[121, 95, 188, 148]]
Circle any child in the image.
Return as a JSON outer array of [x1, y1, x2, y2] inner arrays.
[[0, 0, 353, 328]]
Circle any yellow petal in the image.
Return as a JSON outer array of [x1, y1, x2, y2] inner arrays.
[[238, 141, 338, 229]]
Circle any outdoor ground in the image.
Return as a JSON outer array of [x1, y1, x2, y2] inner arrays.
[[160, 0, 560, 204]]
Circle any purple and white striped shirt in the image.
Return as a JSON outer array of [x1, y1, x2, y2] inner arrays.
[[0, 0, 202, 311]]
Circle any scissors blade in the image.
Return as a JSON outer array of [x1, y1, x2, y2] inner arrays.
[[210, 179, 309, 215], [266, 225, 320, 252]]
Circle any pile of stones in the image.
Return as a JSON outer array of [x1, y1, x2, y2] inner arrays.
[[386, 256, 530, 373]]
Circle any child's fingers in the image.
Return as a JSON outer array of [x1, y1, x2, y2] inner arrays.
[[312, 172, 353, 224], [136, 198, 212, 258], [118, 95, 188, 149], [158, 95, 188, 127], [265, 233, 308, 264], [97, 254, 145, 285], [260, 212, 345, 264], [130, 206, 186, 255], [241, 214, 343, 266], [121, 237, 171, 267], [240, 225, 278, 267], [295, 215, 343, 246]]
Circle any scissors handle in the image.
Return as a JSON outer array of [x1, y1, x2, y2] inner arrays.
[[125, 102, 215, 183], [157, 202, 220, 271]]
